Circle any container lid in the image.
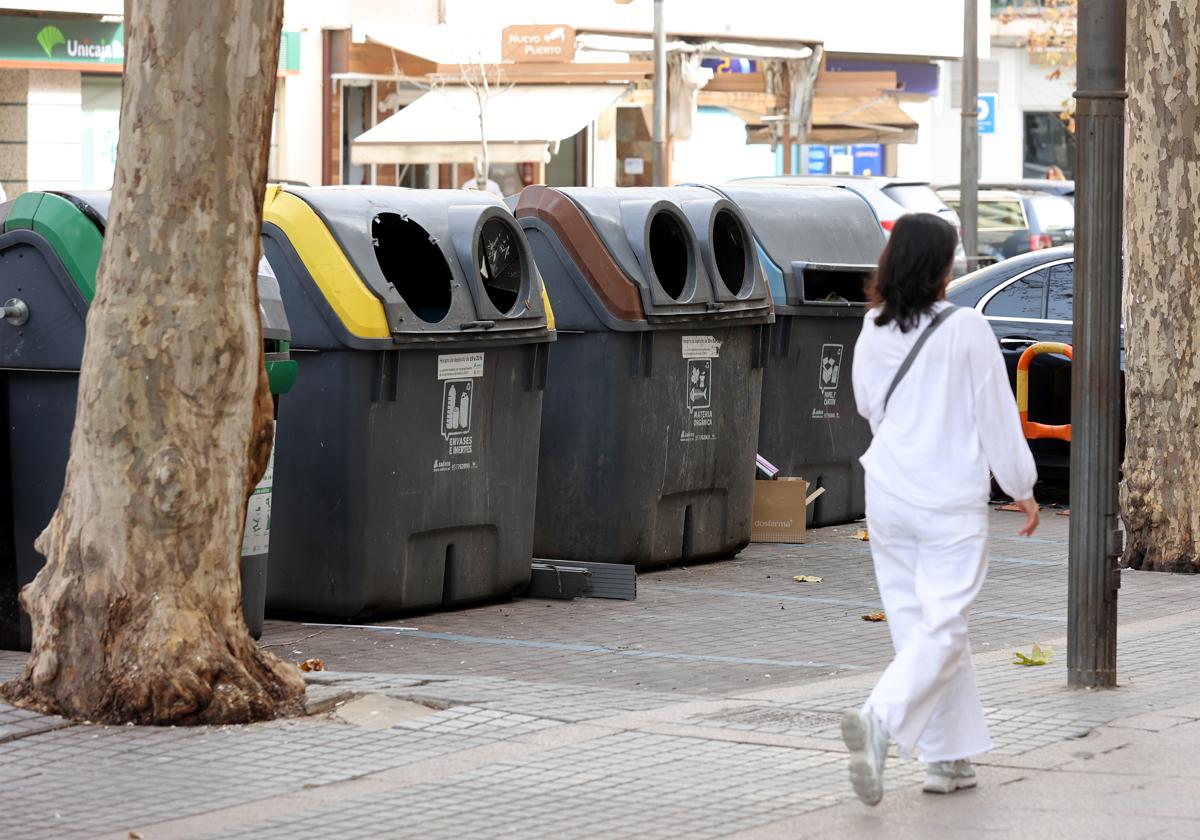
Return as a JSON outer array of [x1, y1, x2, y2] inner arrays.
[[7, 190, 292, 340], [272, 186, 552, 344], [705, 184, 884, 308], [516, 185, 770, 325]]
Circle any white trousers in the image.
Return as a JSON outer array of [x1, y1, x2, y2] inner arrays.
[[863, 477, 994, 763]]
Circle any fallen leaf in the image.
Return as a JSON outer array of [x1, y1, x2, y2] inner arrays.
[[862, 612, 887, 622], [298, 658, 325, 672], [1013, 643, 1053, 666], [853, 529, 869, 541], [129, 833, 144, 840], [793, 575, 823, 584]]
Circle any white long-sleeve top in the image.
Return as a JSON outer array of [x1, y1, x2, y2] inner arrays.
[[852, 300, 1038, 512]]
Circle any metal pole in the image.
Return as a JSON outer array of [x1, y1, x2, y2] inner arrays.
[[960, 0, 978, 266], [1068, 0, 1125, 689], [652, 0, 666, 186]]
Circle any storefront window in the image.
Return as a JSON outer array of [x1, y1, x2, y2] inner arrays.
[[342, 84, 370, 186], [1023, 111, 1075, 179], [81, 75, 121, 190]]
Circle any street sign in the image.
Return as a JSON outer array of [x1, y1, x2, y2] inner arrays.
[[852, 144, 883, 176], [805, 145, 830, 175], [502, 24, 576, 63], [978, 94, 996, 134]]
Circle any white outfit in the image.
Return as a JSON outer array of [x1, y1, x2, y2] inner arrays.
[[852, 301, 1037, 762]]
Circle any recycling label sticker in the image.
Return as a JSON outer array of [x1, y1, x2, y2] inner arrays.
[[435, 374, 480, 473], [682, 335, 722, 359], [240, 434, 274, 557], [438, 352, 485, 381], [681, 358, 717, 442], [812, 343, 843, 420]]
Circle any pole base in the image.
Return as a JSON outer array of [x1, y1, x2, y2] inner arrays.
[[1068, 669, 1118, 689]]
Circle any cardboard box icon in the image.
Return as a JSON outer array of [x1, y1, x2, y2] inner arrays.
[[751, 478, 826, 544]]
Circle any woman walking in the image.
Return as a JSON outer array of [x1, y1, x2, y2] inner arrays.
[[842, 213, 1039, 805]]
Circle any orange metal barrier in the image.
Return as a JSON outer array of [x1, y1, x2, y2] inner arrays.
[[1016, 342, 1073, 442]]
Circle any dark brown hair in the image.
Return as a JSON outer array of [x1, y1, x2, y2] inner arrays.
[[868, 213, 958, 332]]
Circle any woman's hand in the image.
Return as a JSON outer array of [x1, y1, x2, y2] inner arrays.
[[1015, 497, 1040, 537]]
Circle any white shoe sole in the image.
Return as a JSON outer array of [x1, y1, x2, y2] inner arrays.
[[923, 775, 978, 794], [842, 711, 884, 806]]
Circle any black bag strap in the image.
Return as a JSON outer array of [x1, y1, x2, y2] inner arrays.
[[883, 305, 960, 412]]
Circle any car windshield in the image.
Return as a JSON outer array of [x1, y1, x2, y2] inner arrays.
[[1030, 196, 1075, 231], [882, 184, 947, 214], [944, 199, 1027, 230]]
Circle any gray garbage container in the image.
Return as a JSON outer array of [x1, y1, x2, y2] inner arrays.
[[516, 185, 772, 568], [260, 186, 554, 619], [706, 183, 885, 527]]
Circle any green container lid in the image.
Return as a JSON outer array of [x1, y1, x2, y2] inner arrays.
[[5, 192, 103, 303], [6, 190, 297, 396]]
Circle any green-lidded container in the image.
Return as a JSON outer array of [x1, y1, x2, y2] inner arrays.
[[0, 191, 295, 648]]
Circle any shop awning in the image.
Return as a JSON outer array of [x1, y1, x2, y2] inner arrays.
[[809, 95, 918, 143], [351, 84, 628, 165], [747, 94, 918, 145]]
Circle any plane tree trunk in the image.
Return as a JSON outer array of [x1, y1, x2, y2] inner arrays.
[[0, 0, 305, 723], [1121, 0, 1200, 572]]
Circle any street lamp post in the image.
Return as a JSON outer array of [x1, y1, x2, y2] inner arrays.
[[652, 0, 666, 186], [960, 0, 979, 267], [615, 0, 666, 185], [1068, 0, 1126, 689]]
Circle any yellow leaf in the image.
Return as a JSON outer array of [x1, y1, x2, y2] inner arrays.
[[862, 612, 887, 622], [793, 575, 823, 584], [853, 529, 870, 541]]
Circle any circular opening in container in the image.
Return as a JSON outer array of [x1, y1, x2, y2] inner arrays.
[[478, 217, 524, 315], [712, 209, 749, 296], [372, 212, 453, 323], [648, 211, 691, 301]]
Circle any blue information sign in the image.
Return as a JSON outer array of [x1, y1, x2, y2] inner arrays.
[[978, 94, 996, 134], [806, 145, 831, 175]]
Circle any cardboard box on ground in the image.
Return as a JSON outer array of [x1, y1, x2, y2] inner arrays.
[[751, 478, 826, 544]]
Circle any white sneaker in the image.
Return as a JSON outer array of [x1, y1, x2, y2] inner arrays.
[[923, 759, 977, 794], [841, 709, 889, 806]]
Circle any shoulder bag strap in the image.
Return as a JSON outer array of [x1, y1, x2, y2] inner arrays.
[[883, 305, 960, 413]]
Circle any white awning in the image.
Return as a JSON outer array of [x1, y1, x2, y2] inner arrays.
[[351, 84, 629, 166], [360, 24, 501, 65]]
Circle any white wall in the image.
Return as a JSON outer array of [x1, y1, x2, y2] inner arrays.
[[0, 1, 122, 13], [908, 45, 1074, 184], [277, 0, 441, 185], [672, 107, 774, 184], [26, 69, 81, 192]]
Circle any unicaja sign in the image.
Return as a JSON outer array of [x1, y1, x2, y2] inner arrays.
[[36, 24, 124, 61]]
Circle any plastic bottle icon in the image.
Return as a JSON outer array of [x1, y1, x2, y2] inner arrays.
[[458, 390, 470, 430], [446, 385, 457, 432]]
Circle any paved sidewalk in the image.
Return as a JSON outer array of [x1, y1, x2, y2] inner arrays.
[[2, 510, 1199, 839]]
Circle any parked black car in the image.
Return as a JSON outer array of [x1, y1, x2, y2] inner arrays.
[[948, 246, 1101, 482], [939, 188, 1075, 263]]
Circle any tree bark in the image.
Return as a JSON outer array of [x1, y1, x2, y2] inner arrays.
[[1122, 0, 1200, 572], [0, 0, 304, 722]]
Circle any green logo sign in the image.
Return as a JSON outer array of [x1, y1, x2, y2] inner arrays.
[[35, 25, 64, 59]]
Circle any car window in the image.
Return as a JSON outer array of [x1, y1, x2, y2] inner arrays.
[[943, 198, 1027, 230], [1029, 195, 1075, 231], [977, 200, 1028, 230], [1046, 262, 1074, 320], [983, 269, 1047, 318], [881, 184, 947, 214]]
